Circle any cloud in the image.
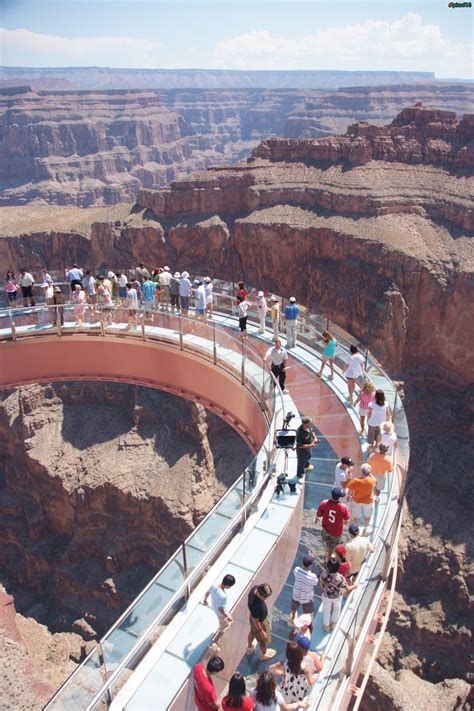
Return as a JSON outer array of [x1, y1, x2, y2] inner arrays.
[[214, 13, 473, 78], [0, 28, 162, 68]]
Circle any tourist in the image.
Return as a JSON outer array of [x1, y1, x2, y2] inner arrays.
[[290, 554, 318, 623], [170, 271, 181, 312], [40, 269, 54, 307], [319, 555, 357, 632], [269, 641, 315, 704], [193, 279, 207, 320], [246, 582, 276, 661], [251, 670, 308, 711], [284, 297, 299, 349], [179, 270, 192, 314], [343, 345, 365, 406], [237, 293, 249, 340], [295, 416, 318, 478], [236, 281, 247, 302], [97, 284, 113, 325], [333, 456, 354, 490], [204, 276, 214, 318], [141, 275, 156, 311], [125, 282, 139, 328], [118, 271, 128, 304], [345, 523, 374, 580], [82, 270, 97, 305], [72, 283, 86, 326], [222, 673, 255, 711], [346, 464, 377, 532], [193, 655, 224, 711], [203, 573, 236, 646], [368, 443, 392, 497], [103, 272, 114, 295], [317, 330, 337, 379], [65, 263, 83, 291], [135, 262, 150, 283], [52, 286, 65, 325], [315, 487, 350, 554], [129, 274, 143, 304], [19, 268, 35, 306], [293, 633, 326, 676], [159, 265, 172, 310], [256, 291, 268, 334], [270, 296, 280, 340], [4, 271, 19, 306], [367, 389, 391, 450], [354, 380, 376, 434], [265, 339, 289, 394], [334, 544, 351, 579], [380, 421, 398, 455]]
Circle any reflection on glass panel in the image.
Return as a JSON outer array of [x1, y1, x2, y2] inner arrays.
[[47, 650, 104, 710]]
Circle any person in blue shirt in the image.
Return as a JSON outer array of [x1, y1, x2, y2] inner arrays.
[[141, 277, 156, 311], [284, 297, 299, 348], [318, 330, 337, 379]]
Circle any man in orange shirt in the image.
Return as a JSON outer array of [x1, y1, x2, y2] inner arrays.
[[368, 443, 392, 497], [346, 464, 377, 532]]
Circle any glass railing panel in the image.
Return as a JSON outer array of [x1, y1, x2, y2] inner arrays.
[[47, 649, 104, 711], [0, 308, 16, 337], [180, 314, 214, 355], [10, 304, 55, 334]]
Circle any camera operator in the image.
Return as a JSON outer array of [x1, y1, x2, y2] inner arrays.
[[265, 339, 289, 394], [296, 416, 318, 477]]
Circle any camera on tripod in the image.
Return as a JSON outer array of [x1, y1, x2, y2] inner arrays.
[[274, 411, 298, 496]]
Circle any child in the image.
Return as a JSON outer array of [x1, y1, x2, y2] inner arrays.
[[354, 380, 376, 434]]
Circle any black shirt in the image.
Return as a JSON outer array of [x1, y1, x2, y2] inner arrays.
[[296, 424, 314, 448], [248, 586, 268, 622]]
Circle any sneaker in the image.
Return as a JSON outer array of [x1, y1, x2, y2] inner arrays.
[[282, 389, 290, 394], [330, 622, 336, 631], [260, 648, 277, 661], [246, 640, 257, 655], [323, 624, 331, 633], [304, 464, 314, 472]]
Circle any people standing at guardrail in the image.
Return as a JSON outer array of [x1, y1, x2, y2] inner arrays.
[[290, 554, 318, 624], [5, 271, 19, 306], [236, 281, 248, 302], [319, 554, 357, 632], [180, 271, 192, 314], [142, 275, 156, 311], [237, 293, 249, 340], [256, 291, 268, 334], [82, 270, 97, 305], [246, 582, 276, 661], [222, 673, 254, 711], [72, 283, 86, 326], [203, 573, 236, 647], [97, 283, 113, 325], [170, 271, 181, 312], [65, 264, 83, 292], [317, 330, 337, 379], [19, 268, 35, 306], [295, 417, 318, 477], [40, 269, 54, 306], [380, 421, 398, 455], [368, 443, 392, 498], [117, 271, 128, 304], [265, 339, 289, 394], [52, 286, 65, 325], [251, 670, 307, 711], [125, 282, 139, 329], [193, 279, 207, 320], [346, 464, 377, 534], [293, 632, 326, 678], [345, 523, 374, 580], [315, 487, 350, 554], [269, 640, 316, 704], [367, 390, 391, 451], [135, 262, 150, 283], [284, 297, 299, 349], [204, 277, 213, 319], [193, 655, 225, 711], [354, 380, 376, 434], [270, 296, 280, 340], [343, 345, 365, 406], [159, 266, 171, 310], [333, 456, 354, 490]]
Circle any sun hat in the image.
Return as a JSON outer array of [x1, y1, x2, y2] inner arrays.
[[107, 271, 115, 278], [270, 295, 278, 302], [181, 271, 189, 278], [289, 296, 296, 303], [258, 290, 264, 297], [163, 266, 170, 271], [204, 276, 211, 283], [173, 272, 181, 278], [294, 614, 312, 629]]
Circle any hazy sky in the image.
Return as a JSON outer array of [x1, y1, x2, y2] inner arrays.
[[0, 0, 472, 79]]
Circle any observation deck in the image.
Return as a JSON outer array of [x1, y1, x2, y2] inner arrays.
[[0, 283, 409, 710]]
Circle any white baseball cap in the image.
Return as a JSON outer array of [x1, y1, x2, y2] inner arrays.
[[204, 276, 211, 283], [258, 290, 264, 297], [289, 296, 297, 303], [163, 266, 170, 271]]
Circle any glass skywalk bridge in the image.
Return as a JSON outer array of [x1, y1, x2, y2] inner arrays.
[[0, 284, 409, 710]]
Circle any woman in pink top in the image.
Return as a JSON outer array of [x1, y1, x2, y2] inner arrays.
[[72, 284, 87, 325], [354, 381, 376, 434], [5, 271, 19, 306]]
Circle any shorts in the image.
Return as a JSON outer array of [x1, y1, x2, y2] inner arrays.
[[196, 307, 205, 316], [291, 598, 314, 613], [367, 424, 381, 445], [217, 612, 232, 635], [7, 291, 17, 302], [239, 316, 248, 332], [351, 501, 373, 520], [322, 528, 343, 548], [359, 408, 369, 416], [21, 285, 33, 297], [119, 286, 127, 298], [375, 473, 387, 491], [249, 616, 271, 646]]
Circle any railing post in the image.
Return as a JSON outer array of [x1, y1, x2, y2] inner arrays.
[[179, 314, 183, 350], [212, 321, 217, 365], [55, 306, 62, 337], [141, 311, 146, 341], [9, 311, 16, 341], [241, 340, 245, 384], [326, 317, 329, 332], [260, 367, 266, 411], [182, 542, 190, 598], [364, 346, 369, 371], [99, 306, 105, 337]]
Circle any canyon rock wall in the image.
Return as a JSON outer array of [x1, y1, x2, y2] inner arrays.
[[0, 84, 472, 207]]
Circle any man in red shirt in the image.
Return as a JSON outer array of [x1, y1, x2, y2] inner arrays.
[[316, 487, 350, 554], [193, 655, 224, 711]]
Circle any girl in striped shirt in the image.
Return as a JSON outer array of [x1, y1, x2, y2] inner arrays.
[[354, 381, 376, 434]]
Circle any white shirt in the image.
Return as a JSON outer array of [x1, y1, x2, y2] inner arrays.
[[118, 274, 128, 288], [345, 352, 364, 378], [204, 282, 213, 303], [334, 463, 351, 489], [292, 566, 318, 603], [257, 296, 268, 314], [265, 345, 288, 366], [238, 300, 249, 318], [20, 272, 34, 287], [160, 271, 171, 286], [126, 288, 138, 309], [252, 690, 285, 711], [380, 431, 397, 454], [194, 284, 206, 309], [368, 402, 388, 426], [208, 584, 228, 615]]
